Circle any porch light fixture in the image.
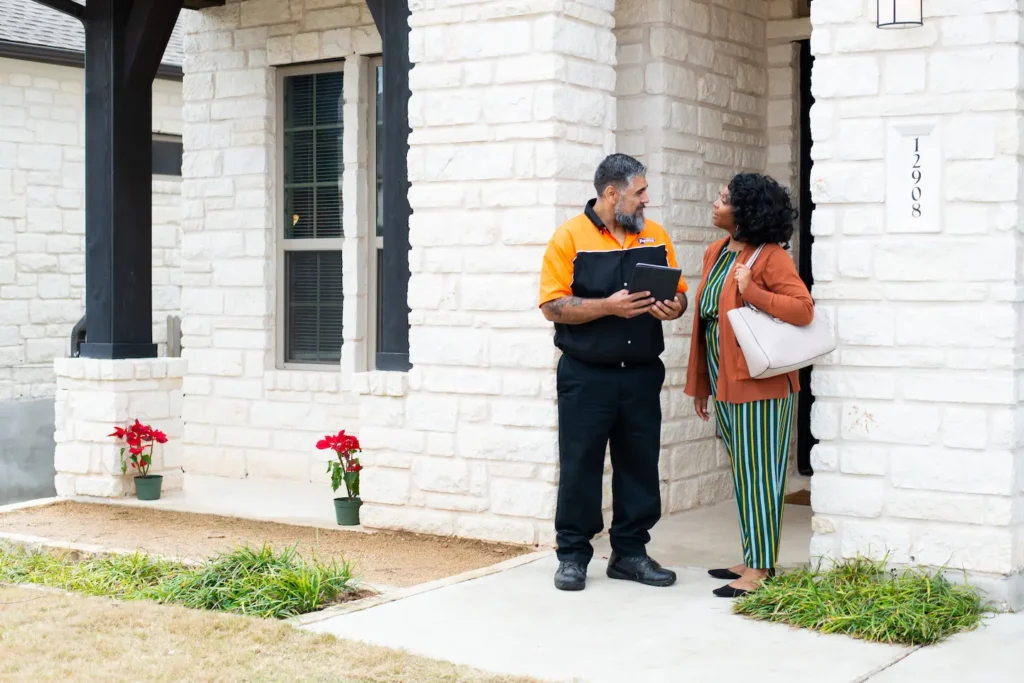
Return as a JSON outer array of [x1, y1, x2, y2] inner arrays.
[[877, 0, 923, 29]]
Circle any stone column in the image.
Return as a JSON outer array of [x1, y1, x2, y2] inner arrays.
[[357, 1, 617, 544], [613, 0, 770, 511], [808, 0, 1023, 610], [53, 358, 185, 497]]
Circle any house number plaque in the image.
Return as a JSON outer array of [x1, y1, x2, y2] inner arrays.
[[886, 121, 940, 233]]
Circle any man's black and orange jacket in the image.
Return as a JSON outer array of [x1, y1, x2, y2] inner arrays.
[[539, 200, 688, 366]]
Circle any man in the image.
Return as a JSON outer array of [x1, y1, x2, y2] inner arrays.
[[538, 153, 688, 591]]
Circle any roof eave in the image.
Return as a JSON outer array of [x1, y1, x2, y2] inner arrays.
[[0, 39, 183, 80]]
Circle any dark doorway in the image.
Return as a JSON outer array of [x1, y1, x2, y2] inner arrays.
[[796, 39, 815, 477]]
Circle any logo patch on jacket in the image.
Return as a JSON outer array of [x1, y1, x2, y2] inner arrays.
[[638, 237, 655, 244]]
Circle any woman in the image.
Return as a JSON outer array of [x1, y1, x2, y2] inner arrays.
[[684, 172, 814, 598]]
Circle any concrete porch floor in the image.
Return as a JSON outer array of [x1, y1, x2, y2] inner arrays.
[[68, 475, 815, 572], [596, 499, 814, 571]]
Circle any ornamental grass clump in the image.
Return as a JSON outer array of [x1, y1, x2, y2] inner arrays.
[[733, 557, 987, 646], [0, 542, 356, 620], [143, 545, 355, 619]]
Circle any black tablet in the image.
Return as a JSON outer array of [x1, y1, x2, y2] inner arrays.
[[628, 263, 682, 303]]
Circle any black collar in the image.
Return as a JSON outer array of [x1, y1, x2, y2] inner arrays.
[[584, 198, 606, 232]]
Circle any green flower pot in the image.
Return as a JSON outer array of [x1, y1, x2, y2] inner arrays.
[[334, 497, 362, 526], [134, 475, 163, 501]]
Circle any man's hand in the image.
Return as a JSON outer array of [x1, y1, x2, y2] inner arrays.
[[651, 292, 687, 321], [604, 290, 655, 319]]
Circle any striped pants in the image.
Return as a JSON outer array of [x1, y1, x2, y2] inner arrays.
[[705, 320, 794, 570]]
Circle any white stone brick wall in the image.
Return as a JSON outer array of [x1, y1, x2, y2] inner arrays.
[[0, 58, 182, 402], [765, 1, 812, 495], [614, 0, 771, 511], [181, 0, 617, 544], [53, 357, 186, 497], [766, 1, 808, 193], [808, 0, 1024, 608], [359, 0, 618, 544], [178, 0, 375, 493]]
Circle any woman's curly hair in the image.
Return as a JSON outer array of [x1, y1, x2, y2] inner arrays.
[[728, 173, 797, 248]]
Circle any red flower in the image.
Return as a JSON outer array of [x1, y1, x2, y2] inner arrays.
[[111, 419, 169, 479], [317, 430, 361, 455]]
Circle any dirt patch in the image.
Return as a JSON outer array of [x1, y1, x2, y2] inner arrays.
[[784, 490, 811, 506], [0, 502, 533, 587], [0, 585, 539, 683]]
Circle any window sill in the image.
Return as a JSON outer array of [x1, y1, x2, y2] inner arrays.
[[264, 368, 343, 394], [263, 367, 409, 397], [350, 370, 409, 397]]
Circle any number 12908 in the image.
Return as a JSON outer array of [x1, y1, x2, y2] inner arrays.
[[911, 137, 922, 218]]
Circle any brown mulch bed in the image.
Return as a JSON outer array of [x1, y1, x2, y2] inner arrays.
[[784, 489, 811, 506], [0, 502, 532, 587]]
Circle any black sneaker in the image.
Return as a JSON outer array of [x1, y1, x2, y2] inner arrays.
[[554, 560, 587, 591], [606, 552, 677, 587]]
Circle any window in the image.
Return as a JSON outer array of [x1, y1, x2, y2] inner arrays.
[[152, 134, 182, 176], [279, 66, 345, 365], [369, 59, 384, 357]]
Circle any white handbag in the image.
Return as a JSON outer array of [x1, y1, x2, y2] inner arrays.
[[726, 245, 836, 379]]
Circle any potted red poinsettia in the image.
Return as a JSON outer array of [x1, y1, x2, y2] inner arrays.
[[110, 419, 168, 501], [317, 430, 363, 526]]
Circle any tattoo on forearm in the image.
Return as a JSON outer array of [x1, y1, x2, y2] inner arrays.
[[544, 296, 583, 320]]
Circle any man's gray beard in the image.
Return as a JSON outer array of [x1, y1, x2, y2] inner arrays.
[[615, 208, 645, 234]]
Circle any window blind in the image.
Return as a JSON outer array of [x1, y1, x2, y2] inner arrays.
[[282, 70, 345, 364]]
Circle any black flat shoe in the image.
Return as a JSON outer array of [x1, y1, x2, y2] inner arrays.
[[708, 568, 777, 581], [708, 568, 742, 580], [554, 560, 587, 591], [713, 584, 751, 598], [606, 552, 677, 587]]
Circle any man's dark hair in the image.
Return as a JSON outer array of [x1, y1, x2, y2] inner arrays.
[[594, 153, 646, 197]]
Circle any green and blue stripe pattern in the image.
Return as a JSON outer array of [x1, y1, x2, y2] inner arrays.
[[699, 246, 793, 570]]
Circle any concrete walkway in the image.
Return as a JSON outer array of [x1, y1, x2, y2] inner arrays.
[[305, 503, 1021, 682], [307, 552, 1022, 683], [308, 555, 906, 683]]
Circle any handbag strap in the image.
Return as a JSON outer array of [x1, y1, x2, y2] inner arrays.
[[745, 244, 766, 268], [741, 244, 768, 314]]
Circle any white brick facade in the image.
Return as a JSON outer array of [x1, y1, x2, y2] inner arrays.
[[32, 0, 1018, 608], [0, 58, 183, 402], [177, 0, 376, 507], [807, 0, 1023, 609]]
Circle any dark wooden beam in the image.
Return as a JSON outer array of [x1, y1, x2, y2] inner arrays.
[[376, 0, 412, 372], [28, 0, 84, 21], [183, 0, 225, 8], [125, 0, 184, 87], [80, 0, 178, 359], [365, 0, 383, 33]]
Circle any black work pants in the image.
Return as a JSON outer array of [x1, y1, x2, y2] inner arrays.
[[555, 354, 665, 564]]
